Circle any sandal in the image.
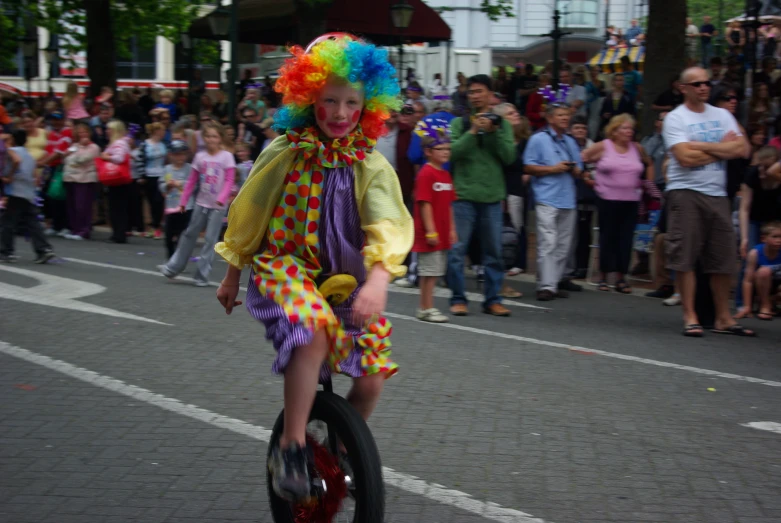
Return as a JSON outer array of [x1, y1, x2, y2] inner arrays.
[[615, 280, 632, 294], [711, 324, 757, 337], [757, 310, 774, 321], [683, 324, 704, 337], [597, 281, 610, 292]]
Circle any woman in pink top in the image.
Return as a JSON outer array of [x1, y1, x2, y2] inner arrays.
[[62, 82, 91, 122], [582, 114, 651, 293]]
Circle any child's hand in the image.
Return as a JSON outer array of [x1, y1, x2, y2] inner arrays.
[[450, 229, 458, 246], [426, 233, 439, 247], [179, 205, 186, 214], [740, 239, 749, 259], [353, 266, 390, 325], [217, 282, 243, 315]]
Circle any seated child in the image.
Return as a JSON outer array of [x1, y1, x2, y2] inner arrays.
[[740, 221, 781, 321]]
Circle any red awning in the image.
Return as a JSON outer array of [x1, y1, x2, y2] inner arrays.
[[324, 0, 451, 45], [189, 0, 450, 46]]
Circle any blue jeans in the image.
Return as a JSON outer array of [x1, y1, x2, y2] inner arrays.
[[446, 200, 504, 307], [735, 220, 762, 308], [702, 41, 713, 66]]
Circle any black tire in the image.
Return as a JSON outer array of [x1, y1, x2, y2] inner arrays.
[[267, 391, 385, 523]]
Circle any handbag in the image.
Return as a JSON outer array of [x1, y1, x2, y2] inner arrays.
[[46, 166, 66, 200], [95, 156, 132, 186]]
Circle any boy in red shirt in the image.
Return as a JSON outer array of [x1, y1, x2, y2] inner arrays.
[[412, 121, 457, 322], [37, 111, 73, 235]]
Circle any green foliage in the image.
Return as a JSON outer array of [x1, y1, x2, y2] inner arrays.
[[430, 0, 515, 22], [194, 39, 221, 67], [0, 8, 23, 70], [686, 0, 744, 25], [2, 0, 207, 69], [478, 0, 515, 21]]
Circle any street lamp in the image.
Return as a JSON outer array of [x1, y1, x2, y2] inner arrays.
[[19, 34, 37, 99], [391, 0, 415, 84], [209, 1, 238, 126], [208, 5, 231, 37]]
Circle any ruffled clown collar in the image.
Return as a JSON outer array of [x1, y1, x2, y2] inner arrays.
[[286, 126, 376, 168]]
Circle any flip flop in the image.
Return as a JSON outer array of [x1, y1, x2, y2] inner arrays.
[[757, 311, 774, 321], [598, 281, 610, 292], [711, 324, 757, 337], [615, 280, 632, 294], [683, 324, 704, 337]]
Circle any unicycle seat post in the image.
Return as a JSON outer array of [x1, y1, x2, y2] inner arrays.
[[323, 379, 333, 394]]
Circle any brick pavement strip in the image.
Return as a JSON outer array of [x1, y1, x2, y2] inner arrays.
[[1, 240, 781, 522]]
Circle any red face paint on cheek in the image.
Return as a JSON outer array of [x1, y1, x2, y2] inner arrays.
[[351, 110, 361, 123], [316, 106, 327, 121]]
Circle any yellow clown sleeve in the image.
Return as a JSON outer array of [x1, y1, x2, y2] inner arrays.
[[214, 135, 296, 269], [355, 151, 414, 278]]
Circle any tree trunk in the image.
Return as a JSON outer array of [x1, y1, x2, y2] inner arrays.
[[641, 0, 687, 136], [84, 0, 116, 94], [292, 0, 329, 46]]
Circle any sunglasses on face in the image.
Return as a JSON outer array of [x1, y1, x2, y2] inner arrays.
[[686, 80, 712, 88], [721, 95, 738, 101]]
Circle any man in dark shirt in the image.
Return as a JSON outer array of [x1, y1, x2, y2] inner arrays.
[[652, 77, 684, 111], [239, 107, 265, 161], [700, 16, 717, 66], [515, 64, 539, 115]]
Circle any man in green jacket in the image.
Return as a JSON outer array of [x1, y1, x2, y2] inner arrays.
[[446, 74, 517, 317]]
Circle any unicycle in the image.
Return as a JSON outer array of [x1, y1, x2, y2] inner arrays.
[[267, 379, 385, 523]]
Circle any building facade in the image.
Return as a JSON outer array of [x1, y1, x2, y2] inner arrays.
[[428, 0, 646, 67]]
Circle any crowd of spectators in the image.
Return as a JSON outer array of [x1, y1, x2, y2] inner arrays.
[[2, 50, 780, 335]]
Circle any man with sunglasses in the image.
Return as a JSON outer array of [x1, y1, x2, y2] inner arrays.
[[663, 67, 754, 338], [239, 107, 264, 161]]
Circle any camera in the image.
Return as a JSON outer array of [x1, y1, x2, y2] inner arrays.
[[479, 113, 503, 127]]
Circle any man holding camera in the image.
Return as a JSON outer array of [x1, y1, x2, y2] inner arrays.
[[523, 104, 584, 301], [446, 74, 517, 317]]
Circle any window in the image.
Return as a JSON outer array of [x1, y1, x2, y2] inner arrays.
[[116, 37, 156, 80], [562, 0, 598, 28]]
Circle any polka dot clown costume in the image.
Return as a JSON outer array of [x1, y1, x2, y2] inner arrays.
[[215, 34, 412, 382]]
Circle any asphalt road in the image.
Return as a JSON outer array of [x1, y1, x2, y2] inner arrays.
[[1, 233, 780, 523]]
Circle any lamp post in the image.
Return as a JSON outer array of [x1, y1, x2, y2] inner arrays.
[[181, 32, 195, 112], [44, 38, 57, 94], [391, 0, 415, 85], [541, 0, 571, 89], [20, 34, 37, 100], [209, 1, 238, 126]]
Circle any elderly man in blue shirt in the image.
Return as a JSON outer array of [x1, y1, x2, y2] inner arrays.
[[523, 104, 584, 301]]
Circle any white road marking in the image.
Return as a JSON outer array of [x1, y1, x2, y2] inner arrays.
[[741, 422, 781, 434], [382, 312, 781, 388], [0, 265, 169, 325], [64, 257, 781, 389], [63, 257, 550, 311], [0, 340, 546, 523]]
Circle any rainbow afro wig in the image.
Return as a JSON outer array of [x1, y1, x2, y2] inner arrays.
[[273, 33, 402, 140]]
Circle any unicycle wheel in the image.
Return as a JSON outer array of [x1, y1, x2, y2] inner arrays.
[[267, 390, 385, 523]]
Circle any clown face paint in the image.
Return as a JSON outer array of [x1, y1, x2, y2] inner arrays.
[[314, 80, 365, 139]]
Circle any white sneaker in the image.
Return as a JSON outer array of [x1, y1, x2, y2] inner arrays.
[[506, 267, 524, 276], [65, 234, 83, 241], [663, 294, 681, 306], [394, 278, 414, 288], [56, 229, 71, 238], [193, 280, 211, 287], [44, 228, 56, 236], [416, 308, 449, 323]]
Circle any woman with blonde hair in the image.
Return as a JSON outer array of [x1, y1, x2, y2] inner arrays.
[[102, 120, 132, 243], [493, 102, 532, 297], [582, 113, 651, 293], [62, 81, 90, 122], [62, 122, 100, 239]]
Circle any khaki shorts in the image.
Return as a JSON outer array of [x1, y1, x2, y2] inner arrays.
[[417, 250, 447, 277], [665, 189, 736, 274]]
